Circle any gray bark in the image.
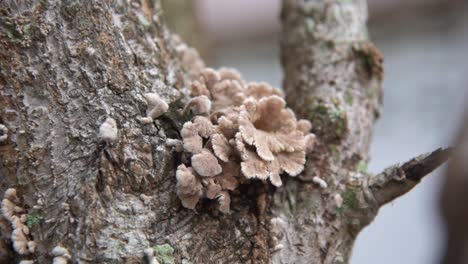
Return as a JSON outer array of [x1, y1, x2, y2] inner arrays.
[[274, 0, 448, 263], [0, 0, 449, 263]]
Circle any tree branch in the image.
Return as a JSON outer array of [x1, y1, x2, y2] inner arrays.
[[367, 148, 452, 207]]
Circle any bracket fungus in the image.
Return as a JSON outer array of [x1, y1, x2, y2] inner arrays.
[[174, 68, 316, 213], [165, 139, 184, 152], [52, 246, 71, 264], [183, 95, 212, 116], [175, 164, 203, 210], [1, 188, 36, 255], [140, 93, 169, 123]]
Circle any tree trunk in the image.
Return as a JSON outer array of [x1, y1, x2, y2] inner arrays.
[[0, 0, 449, 263]]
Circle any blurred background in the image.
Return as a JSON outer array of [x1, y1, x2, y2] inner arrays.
[[162, 0, 468, 263]]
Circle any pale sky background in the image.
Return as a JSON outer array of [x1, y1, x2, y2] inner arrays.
[[191, 1, 468, 263]]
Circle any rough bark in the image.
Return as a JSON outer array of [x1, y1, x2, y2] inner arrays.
[[0, 0, 449, 263], [275, 0, 448, 263]]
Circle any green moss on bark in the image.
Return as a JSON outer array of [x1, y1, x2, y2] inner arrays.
[[306, 96, 348, 142], [154, 244, 175, 264]]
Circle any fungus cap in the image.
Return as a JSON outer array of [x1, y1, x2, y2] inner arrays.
[[184, 95, 212, 116], [98, 118, 118, 141], [191, 149, 222, 177], [176, 164, 203, 209], [141, 93, 169, 123]]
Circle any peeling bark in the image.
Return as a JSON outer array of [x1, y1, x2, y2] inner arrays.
[[0, 0, 449, 263]]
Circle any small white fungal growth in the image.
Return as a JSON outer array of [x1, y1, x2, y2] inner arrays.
[[11, 228, 29, 254], [98, 117, 118, 141], [271, 242, 284, 252], [183, 95, 212, 116], [52, 246, 71, 264], [11, 215, 29, 235], [19, 260, 35, 264], [139, 194, 152, 205], [0, 124, 8, 143], [297, 119, 312, 134], [313, 176, 328, 189], [165, 139, 183, 152], [52, 255, 69, 264], [304, 134, 317, 153], [86, 46, 96, 56], [144, 247, 160, 264], [1, 188, 36, 255], [2, 198, 18, 220], [140, 93, 169, 123], [334, 193, 343, 208], [269, 217, 286, 252], [216, 191, 231, 214], [27, 241, 37, 253], [174, 67, 317, 213]]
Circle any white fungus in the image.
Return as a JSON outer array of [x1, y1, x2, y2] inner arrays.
[[1, 188, 36, 255], [98, 117, 118, 142], [269, 217, 286, 252], [334, 193, 343, 208], [144, 247, 160, 264], [0, 124, 8, 143], [11, 228, 29, 254], [19, 261, 35, 264], [165, 139, 184, 152], [140, 93, 169, 123], [52, 246, 71, 264], [216, 191, 231, 214], [183, 95, 212, 116], [312, 176, 328, 189]]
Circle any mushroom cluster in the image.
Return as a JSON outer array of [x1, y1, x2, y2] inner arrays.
[[1, 188, 36, 256], [173, 68, 316, 213]]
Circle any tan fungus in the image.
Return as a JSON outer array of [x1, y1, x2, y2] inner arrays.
[[176, 164, 203, 209], [244, 82, 283, 100], [183, 95, 212, 116], [174, 67, 317, 212], [191, 149, 222, 177], [211, 133, 232, 162], [141, 93, 169, 123], [204, 179, 222, 199], [238, 96, 304, 161], [217, 191, 231, 214]]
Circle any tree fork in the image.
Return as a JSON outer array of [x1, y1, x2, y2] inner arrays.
[[0, 0, 449, 263]]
